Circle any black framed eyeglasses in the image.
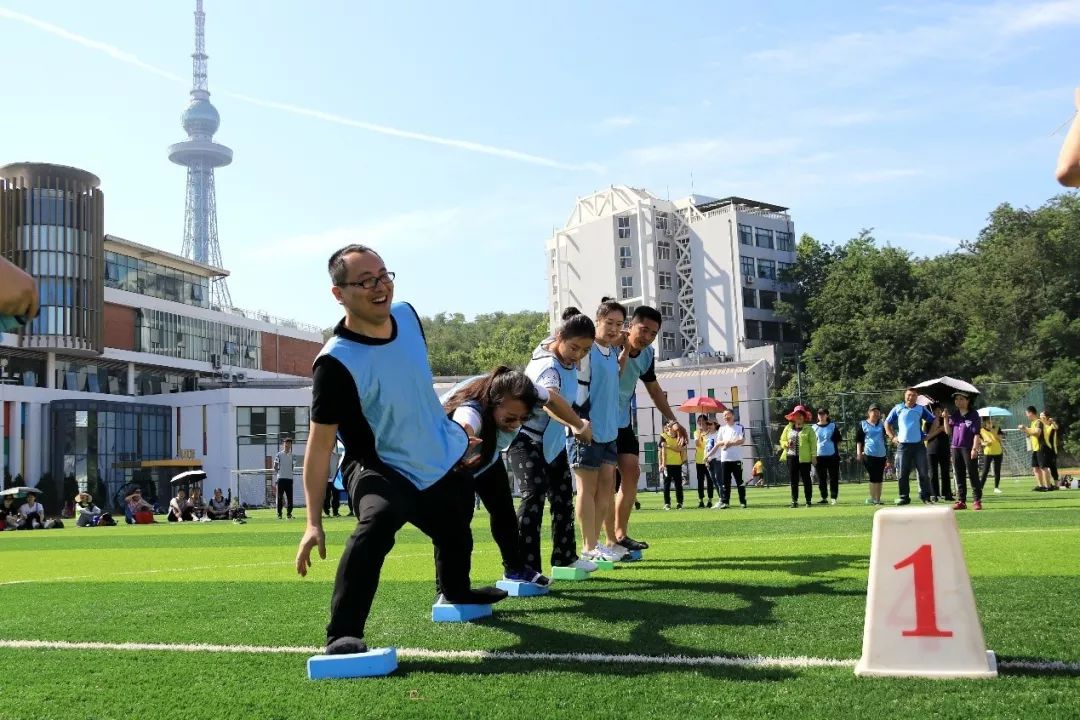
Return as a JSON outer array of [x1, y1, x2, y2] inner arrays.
[[339, 272, 395, 290]]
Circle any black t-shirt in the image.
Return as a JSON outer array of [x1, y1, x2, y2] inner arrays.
[[310, 315, 413, 484]]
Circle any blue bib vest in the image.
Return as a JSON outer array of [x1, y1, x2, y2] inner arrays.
[[317, 302, 468, 490], [618, 344, 654, 428], [814, 422, 838, 457], [449, 396, 518, 477], [522, 345, 577, 464], [576, 343, 620, 443], [860, 420, 887, 458]]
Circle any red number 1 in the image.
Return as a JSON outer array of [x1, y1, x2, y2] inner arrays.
[[893, 544, 953, 638]]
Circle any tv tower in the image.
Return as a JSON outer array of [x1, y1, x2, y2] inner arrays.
[[168, 0, 233, 308]]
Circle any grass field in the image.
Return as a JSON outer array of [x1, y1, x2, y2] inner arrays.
[[1, 481, 1078, 720]]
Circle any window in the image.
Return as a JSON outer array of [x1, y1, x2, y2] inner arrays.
[[738, 223, 753, 245], [757, 259, 776, 280], [617, 216, 631, 239], [755, 228, 774, 249], [660, 301, 675, 319], [661, 332, 677, 351], [759, 290, 778, 310], [658, 272, 672, 290], [744, 320, 760, 340], [780, 292, 797, 306], [742, 288, 757, 308], [657, 240, 671, 260], [740, 256, 756, 279], [761, 321, 782, 341], [551, 275, 557, 293], [777, 261, 794, 277], [620, 276, 633, 299], [776, 230, 795, 252], [619, 246, 632, 269], [549, 250, 556, 269], [655, 212, 668, 231]]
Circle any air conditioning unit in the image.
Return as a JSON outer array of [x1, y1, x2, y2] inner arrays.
[[210, 354, 222, 369], [744, 275, 755, 285], [664, 227, 673, 238]]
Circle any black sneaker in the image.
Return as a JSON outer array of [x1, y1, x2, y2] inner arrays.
[[676, 503, 682, 509], [634, 501, 641, 510], [697, 501, 705, 508], [325, 636, 368, 655], [895, 497, 911, 506], [815, 499, 829, 505], [617, 536, 649, 551], [789, 501, 799, 508]]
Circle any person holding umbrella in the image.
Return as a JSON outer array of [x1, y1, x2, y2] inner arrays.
[[780, 405, 816, 508], [693, 414, 715, 507], [947, 391, 983, 510], [978, 411, 1006, 495], [885, 388, 936, 505]]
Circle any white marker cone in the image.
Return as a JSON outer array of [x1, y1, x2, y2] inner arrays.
[[855, 507, 997, 679]]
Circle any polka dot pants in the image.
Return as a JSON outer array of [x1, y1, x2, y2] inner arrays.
[[507, 438, 578, 568]]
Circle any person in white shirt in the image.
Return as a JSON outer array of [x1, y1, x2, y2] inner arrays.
[[274, 438, 296, 520], [167, 489, 194, 523], [18, 492, 45, 529], [706, 409, 749, 509]]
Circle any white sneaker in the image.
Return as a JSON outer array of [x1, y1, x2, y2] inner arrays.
[[993, 488, 1003, 494], [602, 543, 629, 560], [663, 504, 671, 510], [715, 502, 728, 509], [595, 545, 622, 562], [829, 499, 837, 506], [569, 557, 598, 572]]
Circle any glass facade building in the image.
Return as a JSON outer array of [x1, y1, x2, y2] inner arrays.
[[105, 250, 210, 308], [49, 399, 171, 510], [0, 163, 104, 353], [135, 308, 261, 369]]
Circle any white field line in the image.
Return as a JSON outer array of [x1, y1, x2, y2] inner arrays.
[[2, 525, 1074, 587], [0, 639, 1076, 675]]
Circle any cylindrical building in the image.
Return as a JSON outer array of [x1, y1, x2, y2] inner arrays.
[[0, 162, 105, 354]]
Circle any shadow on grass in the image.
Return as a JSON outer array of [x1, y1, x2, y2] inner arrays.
[[390, 656, 798, 682]]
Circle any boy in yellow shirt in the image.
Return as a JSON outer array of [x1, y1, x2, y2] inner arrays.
[[659, 421, 687, 509]]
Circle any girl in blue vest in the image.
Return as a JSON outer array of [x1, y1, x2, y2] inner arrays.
[[509, 310, 599, 573], [570, 298, 626, 563], [444, 367, 590, 586], [813, 408, 842, 505], [855, 403, 889, 505]]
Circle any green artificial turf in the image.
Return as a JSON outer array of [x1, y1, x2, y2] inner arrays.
[[1, 482, 1077, 720]]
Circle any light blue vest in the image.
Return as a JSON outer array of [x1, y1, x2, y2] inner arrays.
[[814, 422, 838, 457], [318, 302, 468, 490], [860, 420, 886, 458], [522, 345, 577, 464], [576, 343, 620, 443], [454, 398, 518, 477], [618, 345, 654, 428]]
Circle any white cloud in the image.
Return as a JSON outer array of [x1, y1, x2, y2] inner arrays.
[[627, 137, 802, 167], [1001, 0, 1080, 33], [0, 6, 603, 172], [599, 115, 636, 129]]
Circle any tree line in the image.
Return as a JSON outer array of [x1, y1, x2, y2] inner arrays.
[[774, 193, 1079, 453]]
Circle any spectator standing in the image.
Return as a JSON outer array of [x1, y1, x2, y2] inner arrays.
[[813, 408, 842, 505], [856, 403, 889, 505], [979, 418, 1004, 495], [324, 442, 343, 517], [659, 421, 686, 509], [693, 414, 714, 507], [780, 405, 816, 508], [275, 438, 296, 520], [1019, 406, 1051, 491], [712, 409, 748, 509], [948, 392, 983, 511], [885, 389, 936, 505], [925, 405, 954, 502]]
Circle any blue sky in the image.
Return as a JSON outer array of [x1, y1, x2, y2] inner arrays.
[[1, 0, 1077, 327]]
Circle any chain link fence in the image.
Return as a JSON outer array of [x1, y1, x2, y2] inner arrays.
[[632, 380, 1048, 491]]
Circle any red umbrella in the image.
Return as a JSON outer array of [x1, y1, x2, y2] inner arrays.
[[678, 396, 726, 414]]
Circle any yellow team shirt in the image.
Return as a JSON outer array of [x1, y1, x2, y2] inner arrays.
[[753, 460, 764, 476], [980, 425, 1002, 456], [694, 431, 706, 464], [1028, 419, 1042, 451], [661, 431, 683, 466], [1043, 423, 1058, 452]]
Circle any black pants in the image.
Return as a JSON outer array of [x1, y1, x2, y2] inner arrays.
[[323, 482, 341, 516], [508, 437, 578, 568], [720, 460, 746, 506], [695, 463, 714, 502], [788, 458, 812, 504], [928, 452, 952, 499], [663, 465, 684, 506], [276, 478, 294, 517], [327, 465, 474, 644], [863, 455, 886, 484], [952, 446, 983, 503], [815, 455, 840, 500], [1041, 450, 1060, 483], [980, 454, 1002, 489], [473, 460, 523, 574]]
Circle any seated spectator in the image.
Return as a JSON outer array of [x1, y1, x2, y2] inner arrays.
[[188, 487, 209, 522], [167, 489, 195, 522], [75, 492, 102, 527], [205, 488, 233, 521], [750, 459, 765, 487], [124, 490, 155, 525], [1, 495, 21, 530], [18, 491, 45, 530]]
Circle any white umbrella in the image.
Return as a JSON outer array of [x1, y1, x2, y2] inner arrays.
[[170, 470, 207, 485], [978, 407, 1012, 418]]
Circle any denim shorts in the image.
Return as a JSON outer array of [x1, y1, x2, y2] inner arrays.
[[567, 438, 618, 470]]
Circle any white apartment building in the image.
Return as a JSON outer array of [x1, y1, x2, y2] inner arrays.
[[547, 186, 799, 363]]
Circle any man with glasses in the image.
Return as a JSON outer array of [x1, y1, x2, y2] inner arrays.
[[295, 244, 506, 657]]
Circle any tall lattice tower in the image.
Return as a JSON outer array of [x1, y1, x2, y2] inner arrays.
[[168, 0, 233, 308]]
